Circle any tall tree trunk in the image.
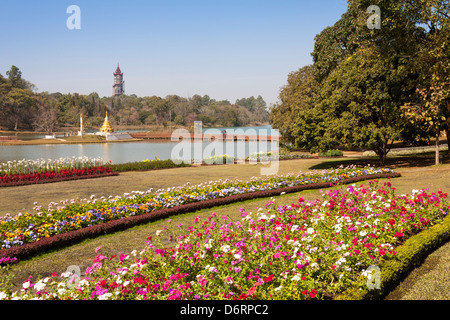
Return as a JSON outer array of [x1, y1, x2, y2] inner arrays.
[[435, 130, 440, 165], [446, 128, 450, 156], [376, 146, 386, 166]]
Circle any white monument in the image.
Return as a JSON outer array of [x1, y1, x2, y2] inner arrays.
[[78, 113, 84, 136]]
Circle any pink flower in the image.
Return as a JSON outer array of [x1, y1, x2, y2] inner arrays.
[[95, 255, 107, 262], [95, 246, 102, 253]]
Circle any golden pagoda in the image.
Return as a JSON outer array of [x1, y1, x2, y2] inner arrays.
[[99, 112, 114, 133]]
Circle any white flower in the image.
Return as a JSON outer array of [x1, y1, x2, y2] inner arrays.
[[291, 275, 301, 281], [22, 281, 31, 289], [76, 279, 87, 288], [208, 266, 218, 273], [60, 271, 73, 278], [220, 245, 229, 254], [123, 281, 130, 287], [57, 288, 66, 295], [307, 228, 314, 235], [0, 292, 7, 300], [98, 293, 113, 300], [34, 280, 46, 292], [129, 264, 138, 270], [361, 269, 373, 280], [274, 286, 283, 292]]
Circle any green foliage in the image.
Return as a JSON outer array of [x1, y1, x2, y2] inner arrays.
[[270, 65, 316, 146], [203, 154, 235, 165], [318, 149, 343, 157], [270, 0, 450, 165], [110, 159, 191, 172], [0, 66, 270, 132]]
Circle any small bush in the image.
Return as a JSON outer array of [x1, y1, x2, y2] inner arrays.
[[319, 150, 343, 157], [110, 159, 190, 172], [203, 154, 235, 165]]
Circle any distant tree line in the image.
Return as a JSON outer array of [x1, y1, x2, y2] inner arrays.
[[0, 66, 269, 133], [270, 0, 449, 164]]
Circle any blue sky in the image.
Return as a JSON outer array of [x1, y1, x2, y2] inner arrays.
[[0, 0, 349, 105]]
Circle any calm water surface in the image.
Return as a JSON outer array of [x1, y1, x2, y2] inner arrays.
[[0, 126, 280, 164]]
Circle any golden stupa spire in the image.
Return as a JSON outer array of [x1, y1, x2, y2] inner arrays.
[[100, 111, 114, 133]]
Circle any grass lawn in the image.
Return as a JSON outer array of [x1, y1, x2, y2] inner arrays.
[[2, 154, 450, 298]]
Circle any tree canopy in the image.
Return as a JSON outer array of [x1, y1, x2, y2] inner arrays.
[[270, 0, 450, 164], [0, 66, 270, 132]]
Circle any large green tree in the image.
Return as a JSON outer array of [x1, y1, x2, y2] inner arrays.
[[270, 65, 316, 146], [280, 0, 427, 163], [0, 66, 36, 130], [403, 0, 450, 160]]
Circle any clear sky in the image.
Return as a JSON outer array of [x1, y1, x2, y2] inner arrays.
[[0, 0, 349, 106]]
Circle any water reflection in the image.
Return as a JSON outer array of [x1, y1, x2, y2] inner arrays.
[[0, 125, 280, 164], [0, 140, 278, 164]]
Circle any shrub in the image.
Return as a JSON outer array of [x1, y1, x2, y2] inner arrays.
[[203, 154, 235, 165], [110, 159, 190, 172], [319, 150, 343, 157]]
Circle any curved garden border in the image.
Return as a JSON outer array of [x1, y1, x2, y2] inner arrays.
[[0, 172, 401, 262], [0, 172, 119, 188], [336, 213, 450, 300]]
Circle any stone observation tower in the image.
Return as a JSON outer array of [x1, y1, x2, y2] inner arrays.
[[113, 64, 125, 97]]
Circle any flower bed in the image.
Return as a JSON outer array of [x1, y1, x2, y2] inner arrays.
[[0, 167, 117, 187], [0, 167, 398, 259], [0, 156, 107, 175], [0, 156, 117, 187], [0, 180, 448, 300]]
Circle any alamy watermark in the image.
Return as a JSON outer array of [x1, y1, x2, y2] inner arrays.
[[367, 5, 381, 29], [64, 265, 81, 289], [363, 265, 381, 290], [66, 5, 81, 30], [170, 121, 280, 175]]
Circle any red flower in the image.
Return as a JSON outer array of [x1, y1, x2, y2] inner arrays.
[[247, 286, 257, 296], [308, 289, 318, 299], [263, 274, 273, 283]]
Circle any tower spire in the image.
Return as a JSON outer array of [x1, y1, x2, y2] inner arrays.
[[113, 63, 124, 96]]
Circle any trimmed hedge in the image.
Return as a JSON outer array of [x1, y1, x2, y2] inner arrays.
[[0, 172, 400, 263], [336, 212, 450, 300], [0, 172, 119, 188], [110, 159, 191, 172], [318, 149, 344, 157]]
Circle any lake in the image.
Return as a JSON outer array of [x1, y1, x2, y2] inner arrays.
[[0, 125, 280, 164]]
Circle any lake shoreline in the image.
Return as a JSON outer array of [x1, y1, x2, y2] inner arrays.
[[0, 137, 145, 146]]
